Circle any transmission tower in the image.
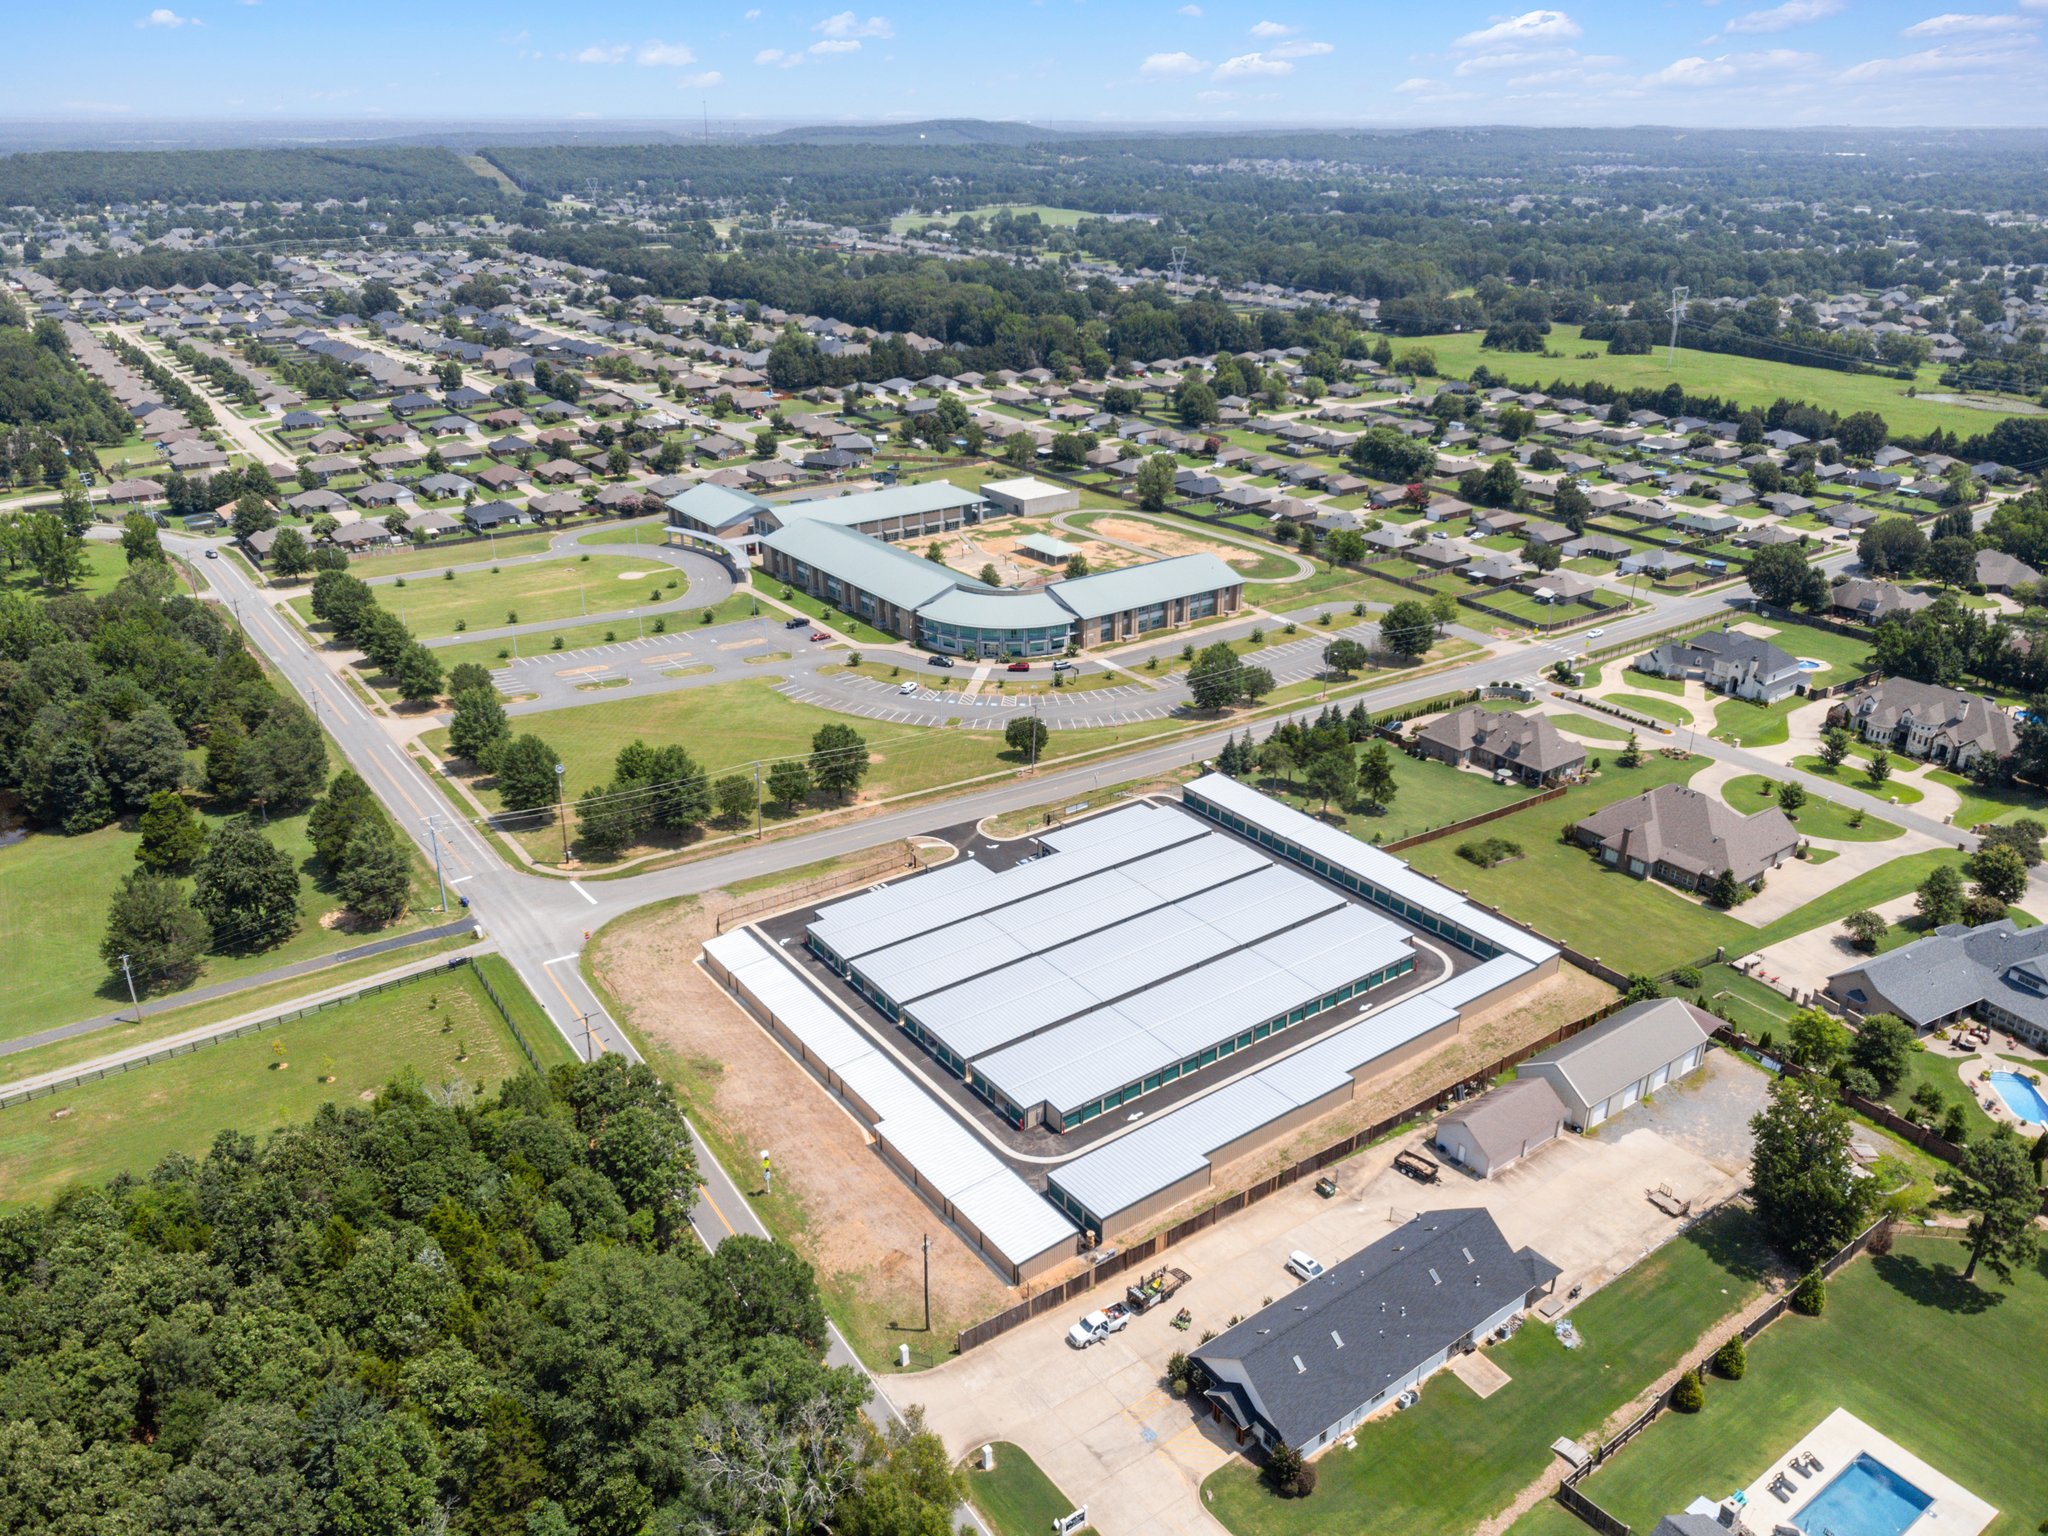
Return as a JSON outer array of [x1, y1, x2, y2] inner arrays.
[[1169, 245, 1188, 298], [1666, 285, 1690, 368]]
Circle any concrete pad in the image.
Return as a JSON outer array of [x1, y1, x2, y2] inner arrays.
[[1738, 1407, 1996, 1536], [1449, 1350, 1511, 1399]]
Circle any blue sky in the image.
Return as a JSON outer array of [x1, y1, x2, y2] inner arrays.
[[19, 2, 2048, 127]]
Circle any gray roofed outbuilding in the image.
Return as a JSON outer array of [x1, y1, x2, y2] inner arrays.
[[1432, 1077, 1569, 1177], [1520, 998, 1716, 1130]]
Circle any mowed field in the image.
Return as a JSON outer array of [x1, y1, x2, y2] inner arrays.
[[889, 203, 1097, 233], [0, 959, 567, 1207], [291, 555, 674, 638], [1410, 323, 2013, 439], [425, 675, 1194, 811], [0, 800, 443, 1033]]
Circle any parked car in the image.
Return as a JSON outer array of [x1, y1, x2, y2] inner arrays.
[[809, 630, 828, 641], [1052, 659, 1075, 671], [1007, 660, 1031, 672], [897, 680, 918, 695], [1285, 1250, 1324, 1282], [1064, 1304, 1130, 1349], [784, 616, 808, 630], [926, 654, 955, 668]]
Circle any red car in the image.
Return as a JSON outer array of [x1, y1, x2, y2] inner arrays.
[[808, 629, 828, 640], [1007, 660, 1031, 672]]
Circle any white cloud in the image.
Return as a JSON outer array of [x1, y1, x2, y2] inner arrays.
[[1838, 38, 2013, 78], [1140, 50, 1209, 75], [1268, 38, 1333, 58], [1721, 0, 1842, 35], [1195, 88, 1234, 101], [813, 11, 893, 38], [1248, 19, 1297, 36], [1644, 46, 1814, 84], [1177, 3, 1203, 13], [1213, 51, 1291, 76], [573, 43, 629, 63], [634, 40, 697, 66], [63, 99, 132, 111], [1454, 45, 1575, 73], [809, 37, 861, 53], [745, 7, 762, 16], [1453, 10, 1580, 49], [136, 7, 200, 26], [676, 70, 724, 88], [755, 46, 802, 66], [1902, 11, 2035, 34]]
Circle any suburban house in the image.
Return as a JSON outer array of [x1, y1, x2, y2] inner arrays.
[[1830, 578, 1933, 624], [1432, 1078, 1569, 1178], [1632, 629, 1803, 703], [1516, 569, 1600, 605], [1410, 706, 1586, 786], [1520, 997, 1717, 1131], [1191, 1209, 1557, 1455], [1975, 548, 2041, 594], [1825, 918, 2048, 1048], [1829, 678, 2017, 772], [1571, 784, 1798, 894], [1619, 549, 1695, 580]]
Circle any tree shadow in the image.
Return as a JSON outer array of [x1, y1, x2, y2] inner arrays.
[[1676, 1205, 1776, 1287], [1869, 1248, 2007, 1316]]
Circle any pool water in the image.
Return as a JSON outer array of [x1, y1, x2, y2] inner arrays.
[[1988, 1070, 2048, 1126], [1796, 1454, 1933, 1536], [1796, 658, 1825, 671]]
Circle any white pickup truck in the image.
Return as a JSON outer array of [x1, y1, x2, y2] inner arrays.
[[1065, 1302, 1130, 1349]]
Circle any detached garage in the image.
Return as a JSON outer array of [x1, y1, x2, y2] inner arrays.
[[1434, 1077, 1568, 1178], [1520, 998, 1716, 1132], [982, 475, 1079, 518]]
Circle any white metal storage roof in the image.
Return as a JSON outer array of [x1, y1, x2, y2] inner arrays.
[[1183, 773, 1557, 966], [702, 930, 1075, 1268]]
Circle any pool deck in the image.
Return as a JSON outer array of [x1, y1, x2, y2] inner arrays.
[[1733, 1408, 1995, 1536]]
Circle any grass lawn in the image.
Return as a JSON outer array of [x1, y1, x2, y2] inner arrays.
[[1928, 769, 2048, 832], [962, 1445, 1098, 1536], [1609, 693, 1694, 726], [1402, 754, 1744, 973], [1745, 849, 1969, 952], [0, 801, 442, 1034], [428, 592, 763, 671], [1743, 618, 1874, 683], [0, 960, 554, 1207], [1716, 775, 1902, 842], [1551, 712, 1634, 743], [1, 539, 131, 599], [1793, 757, 1926, 807], [1562, 1241, 2048, 1536], [1694, 963, 1804, 1038], [1875, 1043, 1999, 1141], [750, 570, 896, 642], [293, 555, 661, 639], [1621, 667, 1685, 696], [347, 529, 559, 576], [576, 518, 680, 548], [1245, 749, 1542, 846], [426, 675, 1190, 821], [1711, 696, 1802, 749], [1406, 324, 2003, 439], [1203, 1208, 1776, 1536]]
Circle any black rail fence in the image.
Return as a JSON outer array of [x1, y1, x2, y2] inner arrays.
[[954, 995, 1633, 1355], [1, 956, 540, 1111], [1554, 1217, 1895, 1536], [715, 843, 919, 932]]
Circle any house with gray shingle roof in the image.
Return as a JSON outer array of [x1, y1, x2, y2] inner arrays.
[[1432, 1077, 1568, 1178], [1829, 677, 2016, 772], [1191, 1209, 1557, 1454], [1827, 918, 2048, 1048], [1411, 706, 1585, 786], [1634, 628, 1803, 703], [1571, 784, 1797, 894], [1521, 998, 1716, 1130]]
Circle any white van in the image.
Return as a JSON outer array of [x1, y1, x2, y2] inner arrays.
[[1285, 1250, 1325, 1282], [897, 680, 918, 695]]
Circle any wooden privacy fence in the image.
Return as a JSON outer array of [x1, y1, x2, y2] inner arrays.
[[1384, 784, 1566, 853], [0, 956, 531, 1112], [1555, 1217, 1893, 1536], [955, 996, 1632, 1354]]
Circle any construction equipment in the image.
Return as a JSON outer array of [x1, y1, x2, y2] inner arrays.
[[1125, 1266, 1190, 1314]]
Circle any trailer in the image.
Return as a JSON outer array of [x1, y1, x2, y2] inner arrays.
[[1124, 1266, 1190, 1314], [1394, 1148, 1441, 1184]]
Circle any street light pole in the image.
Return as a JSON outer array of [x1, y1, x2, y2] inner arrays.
[[554, 761, 569, 861], [426, 816, 448, 911], [119, 953, 143, 1026]]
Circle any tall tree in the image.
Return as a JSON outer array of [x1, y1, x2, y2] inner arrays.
[[101, 869, 211, 989], [336, 823, 410, 925], [447, 688, 512, 765], [136, 788, 207, 873], [809, 724, 870, 801], [495, 735, 562, 815], [245, 701, 328, 812], [1946, 1127, 2043, 1284], [193, 820, 301, 952], [1749, 1075, 1870, 1271]]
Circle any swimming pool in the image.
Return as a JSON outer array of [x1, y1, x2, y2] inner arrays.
[[1796, 658, 1825, 672], [1796, 1454, 1934, 1536], [1988, 1070, 2048, 1126]]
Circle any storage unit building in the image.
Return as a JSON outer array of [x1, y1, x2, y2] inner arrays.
[[1519, 997, 1715, 1131]]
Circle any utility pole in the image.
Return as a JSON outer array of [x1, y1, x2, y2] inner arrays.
[[922, 1233, 932, 1332], [554, 761, 569, 861], [119, 953, 143, 1025], [426, 816, 448, 911], [753, 761, 763, 840], [1666, 285, 1690, 368], [1169, 245, 1187, 298]]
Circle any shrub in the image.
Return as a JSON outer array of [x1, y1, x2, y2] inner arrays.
[[1294, 1460, 1318, 1498], [1790, 1270, 1826, 1316], [1713, 1334, 1747, 1380], [652, 618, 665, 633], [454, 619, 466, 632], [444, 569, 455, 580], [1672, 966, 1702, 990], [550, 635, 563, 650], [849, 651, 863, 667], [1457, 836, 1523, 868], [1671, 1369, 1705, 1413], [1262, 1443, 1307, 1497], [604, 631, 616, 643]]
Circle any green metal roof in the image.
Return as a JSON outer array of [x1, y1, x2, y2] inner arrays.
[[1048, 553, 1244, 620]]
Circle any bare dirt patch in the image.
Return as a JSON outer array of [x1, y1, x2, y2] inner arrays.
[[1090, 515, 1275, 573], [935, 524, 1136, 587], [588, 880, 1012, 1361]]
